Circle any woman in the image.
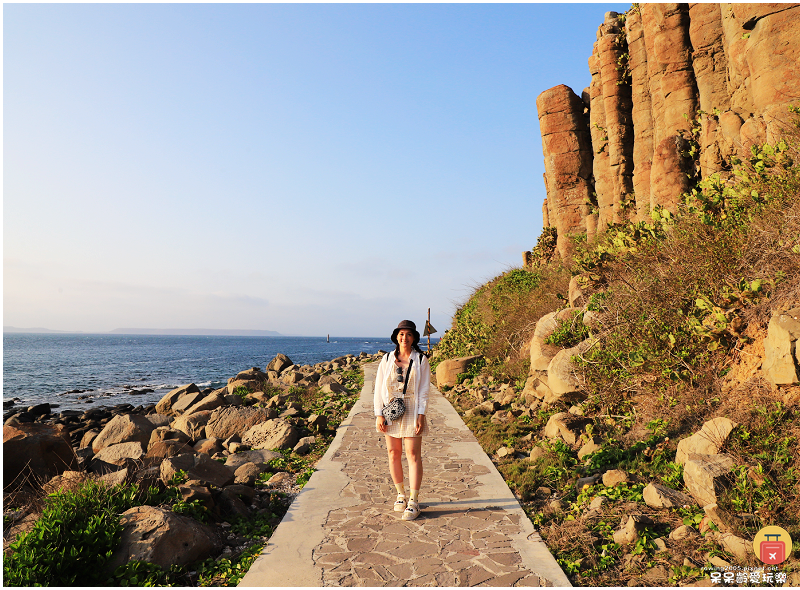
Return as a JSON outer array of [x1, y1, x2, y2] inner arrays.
[[374, 319, 431, 521]]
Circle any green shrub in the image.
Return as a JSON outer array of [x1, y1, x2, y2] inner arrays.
[[3, 481, 143, 586]]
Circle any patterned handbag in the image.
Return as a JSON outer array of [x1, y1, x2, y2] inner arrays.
[[382, 359, 413, 425]]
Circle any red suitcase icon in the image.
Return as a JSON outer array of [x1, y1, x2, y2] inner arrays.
[[760, 534, 785, 564]]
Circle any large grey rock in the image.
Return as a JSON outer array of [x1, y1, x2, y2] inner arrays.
[[108, 506, 220, 570], [763, 307, 800, 385], [205, 406, 274, 440], [241, 418, 301, 451], [155, 383, 200, 416], [543, 412, 593, 445], [92, 414, 156, 454], [148, 426, 191, 450], [184, 391, 226, 416], [3, 423, 78, 487], [224, 448, 281, 469], [160, 453, 235, 488], [716, 532, 753, 563], [91, 441, 145, 470], [529, 311, 563, 371], [171, 410, 212, 442], [546, 338, 594, 398], [145, 440, 195, 462], [171, 391, 208, 416], [266, 353, 293, 375], [435, 355, 484, 388], [684, 453, 735, 506], [613, 515, 654, 545], [234, 462, 264, 486], [675, 417, 738, 465], [643, 482, 696, 508]]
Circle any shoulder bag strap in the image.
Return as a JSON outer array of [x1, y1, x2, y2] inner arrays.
[[402, 359, 414, 395]]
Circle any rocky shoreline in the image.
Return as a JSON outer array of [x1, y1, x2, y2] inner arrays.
[[3, 350, 385, 585]]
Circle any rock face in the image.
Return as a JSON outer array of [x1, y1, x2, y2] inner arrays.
[[535, 3, 800, 255], [536, 84, 593, 259], [108, 506, 221, 570]]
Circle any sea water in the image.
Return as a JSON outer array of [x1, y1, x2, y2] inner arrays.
[[2, 333, 423, 411]]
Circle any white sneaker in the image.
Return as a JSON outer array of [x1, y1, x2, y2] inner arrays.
[[402, 500, 420, 520], [393, 494, 407, 512]]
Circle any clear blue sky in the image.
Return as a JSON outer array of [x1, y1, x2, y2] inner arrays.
[[4, 3, 629, 337]]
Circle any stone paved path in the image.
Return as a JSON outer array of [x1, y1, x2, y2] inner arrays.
[[239, 363, 570, 587]]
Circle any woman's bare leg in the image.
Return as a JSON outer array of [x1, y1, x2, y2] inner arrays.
[[404, 436, 423, 491], [385, 435, 404, 486]]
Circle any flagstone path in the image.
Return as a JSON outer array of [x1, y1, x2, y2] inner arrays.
[[239, 362, 570, 587]]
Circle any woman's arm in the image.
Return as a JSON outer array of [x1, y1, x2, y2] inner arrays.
[[374, 354, 388, 417], [415, 353, 431, 415]]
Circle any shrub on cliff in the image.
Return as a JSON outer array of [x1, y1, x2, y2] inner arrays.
[[433, 266, 570, 379]]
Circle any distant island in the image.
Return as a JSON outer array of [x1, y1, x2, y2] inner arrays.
[[109, 328, 283, 336], [4, 326, 282, 337], [3, 326, 82, 334]]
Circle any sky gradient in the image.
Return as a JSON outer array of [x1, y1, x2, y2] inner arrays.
[[4, 3, 630, 337]]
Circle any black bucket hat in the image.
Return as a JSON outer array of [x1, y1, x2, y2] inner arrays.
[[391, 320, 420, 345]]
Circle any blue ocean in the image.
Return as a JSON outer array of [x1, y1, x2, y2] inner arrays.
[[2, 334, 426, 411]]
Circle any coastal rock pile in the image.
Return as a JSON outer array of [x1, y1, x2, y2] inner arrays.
[[533, 3, 800, 259], [2, 350, 383, 573]]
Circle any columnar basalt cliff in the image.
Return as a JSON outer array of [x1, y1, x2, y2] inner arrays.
[[536, 3, 800, 259]]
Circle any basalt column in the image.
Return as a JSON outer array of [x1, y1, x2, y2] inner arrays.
[[688, 3, 731, 177], [733, 3, 800, 144], [588, 47, 613, 232], [626, 7, 654, 221], [597, 11, 635, 225], [643, 3, 699, 212], [537, 85, 594, 260]]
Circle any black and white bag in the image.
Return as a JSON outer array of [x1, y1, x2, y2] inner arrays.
[[382, 357, 413, 426]]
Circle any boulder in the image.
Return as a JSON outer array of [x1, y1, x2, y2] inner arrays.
[[613, 515, 654, 546], [145, 414, 171, 428], [99, 466, 133, 487], [3, 423, 78, 488], [321, 381, 348, 395], [43, 470, 93, 494], [266, 353, 293, 375], [91, 441, 145, 472], [170, 391, 208, 416], [293, 436, 316, 455], [107, 506, 221, 571], [578, 437, 603, 460], [669, 525, 699, 541], [193, 437, 224, 456], [171, 410, 213, 442], [435, 355, 484, 388], [80, 429, 100, 449], [763, 307, 800, 386], [224, 449, 281, 470], [529, 312, 563, 371], [92, 414, 156, 454], [205, 406, 274, 440], [602, 469, 630, 487], [160, 453, 235, 488], [675, 417, 738, 465], [543, 412, 593, 445], [307, 413, 328, 432], [146, 440, 195, 462], [683, 453, 735, 506], [184, 391, 227, 416], [643, 483, 696, 508], [234, 462, 264, 486], [241, 419, 301, 451], [155, 383, 201, 416], [716, 532, 753, 563], [546, 338, 594, 399], [148, 427, 191, 450]]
